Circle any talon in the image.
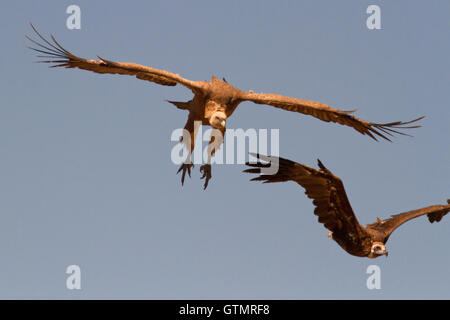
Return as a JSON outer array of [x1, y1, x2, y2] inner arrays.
[[177, 163, 194, 186], [199, 164, 212, 190]]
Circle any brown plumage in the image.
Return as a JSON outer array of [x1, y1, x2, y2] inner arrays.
[[27, 23, 423, 189], [244, 153, 449, 258]]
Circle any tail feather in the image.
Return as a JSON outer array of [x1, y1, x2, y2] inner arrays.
[[166, 100, 190, 110]]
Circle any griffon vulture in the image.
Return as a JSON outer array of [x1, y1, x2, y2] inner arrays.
[[244, 153, 449, 258], [27, 24, 423, 189]]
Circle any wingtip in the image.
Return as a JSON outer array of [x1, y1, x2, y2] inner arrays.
[[369, 115, 425, 143]]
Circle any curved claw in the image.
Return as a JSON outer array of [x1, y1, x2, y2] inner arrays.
[[199, 164, 212, 190], [177, 163, 194, 186]]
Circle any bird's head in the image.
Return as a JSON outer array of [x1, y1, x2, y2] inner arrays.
[[368, 242, 388, 258], [209, 111, 227, 130]]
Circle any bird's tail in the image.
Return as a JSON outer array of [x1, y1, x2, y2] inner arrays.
[[166, 100, 190, 110]]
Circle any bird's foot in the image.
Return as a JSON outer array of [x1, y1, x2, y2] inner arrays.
[[328, 231, 333, 239], [200, 164, 212, 190], [177, 163, 194, 186]]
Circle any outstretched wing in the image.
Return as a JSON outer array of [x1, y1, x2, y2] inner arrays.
[[366, 201, 450, 242], [26, 23, 206, 93], [240, 92, 423, 141], [244, 154, 369, 242]]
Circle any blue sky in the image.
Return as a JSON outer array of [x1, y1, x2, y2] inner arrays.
[[0, 1, 449, 299]]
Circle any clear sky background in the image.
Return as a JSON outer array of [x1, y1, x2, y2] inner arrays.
[[0, 1, 449, 299]]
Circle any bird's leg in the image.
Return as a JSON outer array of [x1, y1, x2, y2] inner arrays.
[[199, 163, 211, 190], [200, 128, 224, 190], [328, 231, 333, 239], [177, 160, 194, 186], [177, 117, 199, 186], [200, 143, 213, 190]]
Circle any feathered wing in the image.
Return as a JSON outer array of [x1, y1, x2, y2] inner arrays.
[[26, 23, 206, 93], [366, 201, 450, 242], [244, 154, 369, 241], [240, 92, 423, 141]]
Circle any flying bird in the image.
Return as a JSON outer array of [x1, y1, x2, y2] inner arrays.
[[27, 24, 423, 189], [244, 154, 449, 258]]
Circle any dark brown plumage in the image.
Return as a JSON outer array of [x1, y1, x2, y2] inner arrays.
[[244, 153, 449, 258], [27, 24, 423, 189]]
